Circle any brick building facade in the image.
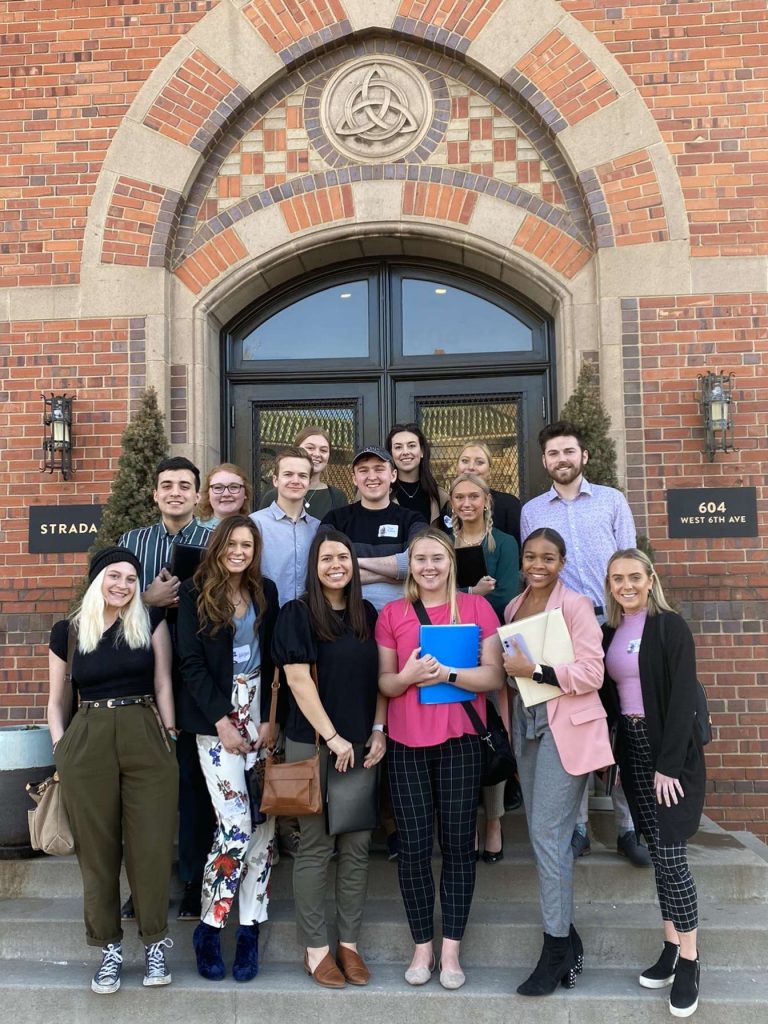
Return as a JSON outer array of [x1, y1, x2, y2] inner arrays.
[[1, 1, 766, 837]]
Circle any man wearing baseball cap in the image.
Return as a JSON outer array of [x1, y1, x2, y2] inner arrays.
[[320, 445, 427, 612]]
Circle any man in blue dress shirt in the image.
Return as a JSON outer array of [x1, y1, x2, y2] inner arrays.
[[520, 421, 651, 867]]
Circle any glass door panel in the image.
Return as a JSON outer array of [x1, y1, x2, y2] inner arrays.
[[231, 381, 382, 502], [393, 374, 548, 501]]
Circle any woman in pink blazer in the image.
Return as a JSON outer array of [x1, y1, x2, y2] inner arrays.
[[502, 528, 612, 997]]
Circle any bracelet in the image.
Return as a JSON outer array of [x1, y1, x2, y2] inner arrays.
[[325, 731, 337, 742], [371, 723, 385, 733], [468, 586, 473, 594]]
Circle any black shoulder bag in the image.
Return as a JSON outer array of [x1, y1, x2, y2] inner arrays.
[[412, 600, 517, 787], [658, 614, 712, 746]]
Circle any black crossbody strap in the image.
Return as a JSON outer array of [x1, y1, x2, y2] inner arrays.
[[412, 599, 432, 627], [461, 699, 486, 736]]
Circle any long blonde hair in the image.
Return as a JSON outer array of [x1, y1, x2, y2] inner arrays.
[[449, 473, 496, 554], [72, 569, 151, 653], [604, 548, 675, 628], [403, 527, 461, 623]]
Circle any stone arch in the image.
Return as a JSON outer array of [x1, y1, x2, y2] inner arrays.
[[80, 0, 690, 479]]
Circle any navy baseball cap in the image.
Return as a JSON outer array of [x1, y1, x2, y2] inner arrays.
[[352, 445, 394, 467]]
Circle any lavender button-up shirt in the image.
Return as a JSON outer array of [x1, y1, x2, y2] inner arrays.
[[520, 478, 636, 609]]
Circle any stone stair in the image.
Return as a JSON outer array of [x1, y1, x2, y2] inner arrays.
[[1, 810, 766, 1023]]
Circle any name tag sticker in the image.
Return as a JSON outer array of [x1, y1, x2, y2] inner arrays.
[[378, 524, 399, 538], [627, 639, 641, 654], [233, 644, 251, 664]]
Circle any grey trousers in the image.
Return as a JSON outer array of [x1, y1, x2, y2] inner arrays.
[[286, 738, 372, 948], [512, 699, 586, 937]]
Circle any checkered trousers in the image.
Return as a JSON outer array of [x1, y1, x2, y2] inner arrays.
[[387, 734, 482, 944], [623, 717, 698, 933]]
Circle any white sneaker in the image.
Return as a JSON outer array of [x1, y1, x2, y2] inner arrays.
[[91, 943, 123, 994], [143, 937, 173, 987]]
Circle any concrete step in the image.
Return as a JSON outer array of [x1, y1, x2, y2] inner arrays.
[[1, 895, 765, 969], [2, 816, 766, 904], [0, 960, 765, 1024]]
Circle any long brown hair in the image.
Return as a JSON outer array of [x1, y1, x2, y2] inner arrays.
[[193, 515, 266, 636], [196, 463, 252, 521], [304, 530, 369, 643]]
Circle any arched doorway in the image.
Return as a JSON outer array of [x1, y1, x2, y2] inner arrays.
[[224, 258, 554, 503]]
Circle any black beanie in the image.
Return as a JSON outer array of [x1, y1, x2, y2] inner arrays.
[[88, 546, 142, 584]]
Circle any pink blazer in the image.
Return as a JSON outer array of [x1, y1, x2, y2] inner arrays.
[[502, 580, 614, 776]]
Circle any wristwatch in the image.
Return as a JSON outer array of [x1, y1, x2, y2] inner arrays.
[[531, 664, 544, 683], [447, 667, 459, 684], [371, 723, 386, 734]]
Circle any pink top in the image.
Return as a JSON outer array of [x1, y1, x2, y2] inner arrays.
[[605, 610, 647, 717], [376, 591, 500, 748]]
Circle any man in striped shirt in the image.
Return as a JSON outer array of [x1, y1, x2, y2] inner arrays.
[[119, 456, 213, 920]]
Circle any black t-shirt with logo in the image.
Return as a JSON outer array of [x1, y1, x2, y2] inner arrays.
[[321, 501, 426, 557]]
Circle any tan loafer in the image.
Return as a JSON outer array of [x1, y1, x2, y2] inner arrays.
[[336, 945, 370, 986], [303, 951, 346, 989]]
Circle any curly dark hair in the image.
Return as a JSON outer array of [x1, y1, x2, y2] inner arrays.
[[193, 515, 266, 637]]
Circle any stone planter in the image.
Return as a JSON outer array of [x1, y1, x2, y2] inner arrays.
[[0, 725, 55, 859]]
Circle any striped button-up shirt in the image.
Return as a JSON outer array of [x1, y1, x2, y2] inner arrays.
[[119, 518, 211, 591], [520, 478, 636, 609], [250, 502, 320, 607]]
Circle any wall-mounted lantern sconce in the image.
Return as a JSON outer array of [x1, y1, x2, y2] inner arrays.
[[697, 372, 735, 462], [42, 393, 73, 479]]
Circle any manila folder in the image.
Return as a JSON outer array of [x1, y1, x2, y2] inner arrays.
[[497, 607, 574, 708]]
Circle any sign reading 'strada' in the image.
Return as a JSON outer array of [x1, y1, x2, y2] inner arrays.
[[666, 487, 758, 539], [29, 505, 103, 553]]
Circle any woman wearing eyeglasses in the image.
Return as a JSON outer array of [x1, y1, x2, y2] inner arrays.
[[198, 465, 253, 530]]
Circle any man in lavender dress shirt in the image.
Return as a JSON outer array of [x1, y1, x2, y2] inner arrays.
[[520, 421, 651, 867]]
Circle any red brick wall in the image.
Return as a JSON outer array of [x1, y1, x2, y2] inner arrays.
[[0, 317, 144, 721], [561, 0, 768, 256], [0, 1, 218, 286]]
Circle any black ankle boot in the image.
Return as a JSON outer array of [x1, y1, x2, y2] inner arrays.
[[669, 954, 699, 1018], [639, 940, 679, 989], [568, 923, 583, 978], [517, 933, 576, 996]]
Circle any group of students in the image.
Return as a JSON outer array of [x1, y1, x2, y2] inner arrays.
[[47, 420, 705, 1018]]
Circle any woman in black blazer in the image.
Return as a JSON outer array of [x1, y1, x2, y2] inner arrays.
[[601, 549, 705, 1019], [177, 515, 280, 985]]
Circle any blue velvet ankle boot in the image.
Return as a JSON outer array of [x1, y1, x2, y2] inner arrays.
[[193, 921, 226, 981], [232, 924, 259, 982]]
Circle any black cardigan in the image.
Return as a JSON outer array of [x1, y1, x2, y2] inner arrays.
[[601, 611, 706, 844], [176, 576, 284, 736]]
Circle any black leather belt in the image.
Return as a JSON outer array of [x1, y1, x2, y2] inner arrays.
[[81, 695, 155, 709]]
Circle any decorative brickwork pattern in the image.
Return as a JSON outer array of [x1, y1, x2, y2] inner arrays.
[[562, 1, 768, 257], [394, 0, 503, 53], [102, 177, 168, 267], [142, 50, 250, 152], [280, 182, 354, 232], [176, 41, 591, 264], [0, 317, 137, 719], [0, 1, 218, 287], [595, 149, 669, 247], [512, 29, 618, 128], [173, 225, 248, 294], [402, 180, 476, 224], [623, 292, 768, 836], [170, 363, 188, 444], [512, 214, 592, 279], [244, 0, 351, 64]]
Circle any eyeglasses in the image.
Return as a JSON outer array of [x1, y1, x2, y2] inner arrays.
[[210, 483, 244, 494]]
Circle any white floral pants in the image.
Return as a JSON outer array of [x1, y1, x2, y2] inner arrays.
[[196, 735, 275, 928]]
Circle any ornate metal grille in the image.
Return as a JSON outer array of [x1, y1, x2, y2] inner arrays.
[[417, 393, 523, 498], [252, 402, 357, 500]]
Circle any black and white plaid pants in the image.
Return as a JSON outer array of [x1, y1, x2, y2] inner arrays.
[[623, 716, 698, 932]]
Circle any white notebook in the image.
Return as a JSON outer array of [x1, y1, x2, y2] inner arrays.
[[497, 607, 574, 708]]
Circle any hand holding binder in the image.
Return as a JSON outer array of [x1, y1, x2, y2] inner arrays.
[[497, 608, 574, 707]]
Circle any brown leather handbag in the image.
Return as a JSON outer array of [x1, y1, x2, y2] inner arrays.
[[259, 666, 322, 817]]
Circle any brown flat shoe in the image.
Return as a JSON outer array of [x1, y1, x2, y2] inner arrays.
[[336, 945, 370, 986], [303, 950, 346, 989]]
